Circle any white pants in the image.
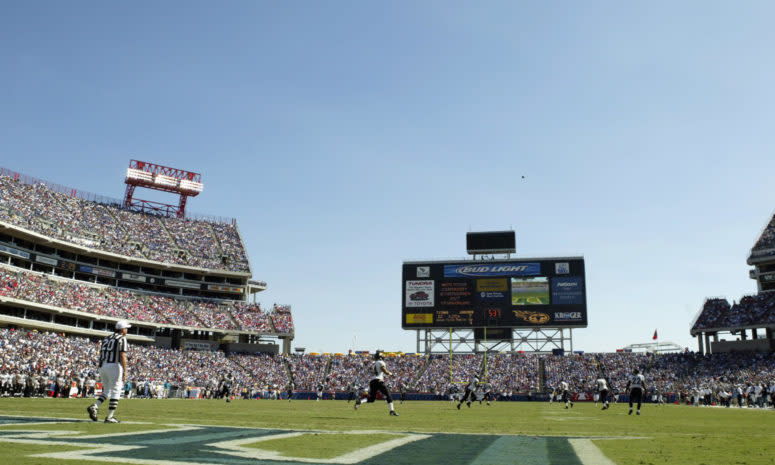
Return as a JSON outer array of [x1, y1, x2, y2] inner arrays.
[[99, 364, 123, 400]]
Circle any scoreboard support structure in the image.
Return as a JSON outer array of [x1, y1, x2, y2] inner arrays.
[[416, 327, 574, 354]]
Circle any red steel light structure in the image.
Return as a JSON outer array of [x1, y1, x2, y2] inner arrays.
[[123, 160, 203, 218]]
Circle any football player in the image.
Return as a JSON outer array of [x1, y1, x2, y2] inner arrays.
[[355, 351, 398, 416], [626, 368, 646, 415], [457, 373, 480, 410]]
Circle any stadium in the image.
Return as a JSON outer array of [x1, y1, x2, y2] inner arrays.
[[0, 162, 774, 465]]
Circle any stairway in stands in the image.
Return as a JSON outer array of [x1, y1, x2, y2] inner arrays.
[[283, 357, 295, 388], [408, 355, 432, 389]]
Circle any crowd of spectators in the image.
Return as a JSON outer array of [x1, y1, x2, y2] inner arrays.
[[0, 264, 293, 334], [544, 353, 599, 392], [269, 304, 293, 334], [692, 298, 731, 331], [692, 294, 775, 331], [0, 173, 249, 272], [752, 213, 775, 252], [286, 354, 329, 391], [414, 353, 483, 394], [3, 328, 775, 403]]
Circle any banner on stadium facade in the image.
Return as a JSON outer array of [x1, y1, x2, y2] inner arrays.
[[35, 255, 58, 266], [443, 262, 540, 278], [206, 284, 243, 293], [167, 279, 202, 290], [93, 268, 115, 278], [182, 341, 217, 350], [0, 244, 30, 259], [121, 273, 146, 283]]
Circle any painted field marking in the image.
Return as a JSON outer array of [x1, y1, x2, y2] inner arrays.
[[0, 414, 649, 465], [210, 430, 431, 464]]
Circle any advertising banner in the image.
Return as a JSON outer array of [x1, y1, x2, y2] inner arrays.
[[444, 262, 540, 278], [121, 273, 146, 283], [438, 281, 472, 307], [406, 313, 433, 324], [551, 277, 583, 305], [0, 244, 30, 259], [35, 255, 58, 266], [93, 268, 115, 278], [406, 280, 434, 307], [167, 279, 203, 290]]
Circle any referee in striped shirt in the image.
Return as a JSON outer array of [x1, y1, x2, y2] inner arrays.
[[87, 320, 130, 423]]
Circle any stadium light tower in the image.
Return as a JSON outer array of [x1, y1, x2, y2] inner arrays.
[[123, 160, 203, 218]]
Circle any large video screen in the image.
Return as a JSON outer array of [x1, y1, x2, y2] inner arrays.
[[402, 258, 587, 329]]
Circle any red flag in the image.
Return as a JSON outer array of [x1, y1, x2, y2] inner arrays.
[[652, 329, 658, 340]]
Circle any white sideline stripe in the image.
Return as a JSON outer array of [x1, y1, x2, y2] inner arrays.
[[569, 439, 617, 465], [209, 430, 431, 464]]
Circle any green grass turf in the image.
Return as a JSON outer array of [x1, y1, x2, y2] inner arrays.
[[0, 398, 774, 464]]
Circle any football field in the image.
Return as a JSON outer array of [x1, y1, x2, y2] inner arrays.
[[0, 398, 773, 465]]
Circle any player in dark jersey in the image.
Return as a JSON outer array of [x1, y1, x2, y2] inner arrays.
[[220, 374, 234, 402], [316, 380, 325, 401], [457, 373, 480, 410], [596, 376, 610, 410], [347, 381, 360, 403], [399, 383, 408, 404], [87, 320, 130, 423], [560, 381, 574, 409], [626, 368, 646, 415], [355, 351, 398, 416], [481, 382, 494, 406], [286, 381, 294, 402]]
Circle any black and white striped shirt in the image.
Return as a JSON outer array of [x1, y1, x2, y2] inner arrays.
[[99, 333, 128, 367]]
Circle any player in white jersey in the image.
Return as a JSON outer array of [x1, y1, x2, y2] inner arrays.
[[87, 320, 130, 423], [561, 381, 573, 409], [355, 351, 398, 416], [457, 373, 480, 410], [596, 376, 610, 410], [626, 368, 646, 415]]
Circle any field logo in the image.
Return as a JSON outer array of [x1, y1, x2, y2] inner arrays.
[[0, 415, 623, 465]]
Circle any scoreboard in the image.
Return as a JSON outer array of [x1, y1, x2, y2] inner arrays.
[[402, 257, 587, 330]]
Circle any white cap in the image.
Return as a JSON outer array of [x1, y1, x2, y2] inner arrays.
[[115, 320, 132, 330]]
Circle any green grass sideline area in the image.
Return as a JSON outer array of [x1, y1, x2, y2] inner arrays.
[[0, 398, 773, 464]]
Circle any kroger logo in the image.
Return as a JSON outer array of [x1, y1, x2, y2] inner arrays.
[[554, 312, 582, 320]]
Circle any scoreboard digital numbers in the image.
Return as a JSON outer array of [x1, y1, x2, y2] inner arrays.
[[402, 258, 587, 329]]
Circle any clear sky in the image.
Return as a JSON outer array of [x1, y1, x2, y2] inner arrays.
[[2, 2, 774, 354]]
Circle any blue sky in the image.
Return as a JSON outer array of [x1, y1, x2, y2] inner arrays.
[[2, 1, 774, 353]]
